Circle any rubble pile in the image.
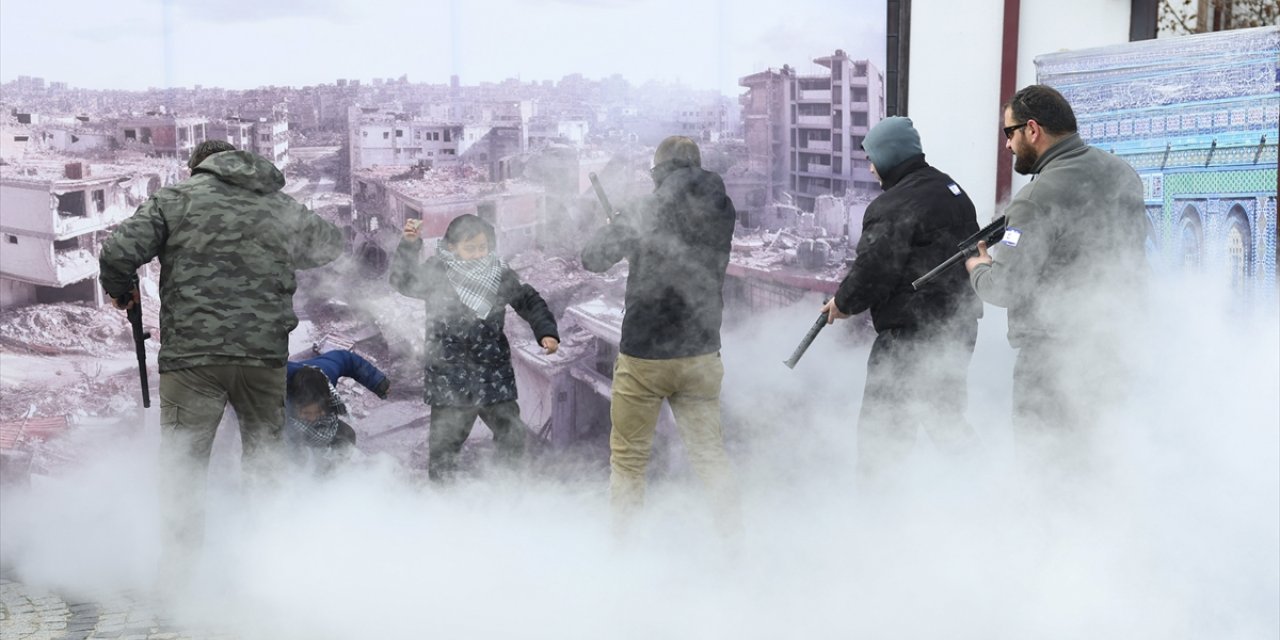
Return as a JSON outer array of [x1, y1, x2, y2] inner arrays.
[[358, 164, 541, 202], [731, 229, 851, 280], [286, 147, 343, 182], [307, 192, 355, 225], [0, 302, 131, 355], [0, 416, 130, 484], [509, 250, 615, 316], [0, 363, 138, 423]]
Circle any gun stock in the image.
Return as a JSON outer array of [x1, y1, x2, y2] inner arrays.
[[912, 215, 1007, 291], [588, 172, 617, 224]]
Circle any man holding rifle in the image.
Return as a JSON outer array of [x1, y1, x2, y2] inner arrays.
[[99, 140, 344, 589], [964, 85, 1146, 465], [820, 117, 983, 485], [581, 136, 740, 536]]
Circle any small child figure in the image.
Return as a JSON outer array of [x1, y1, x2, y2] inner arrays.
[[389, 214, 559, 481], [284, 349, 391, 472]]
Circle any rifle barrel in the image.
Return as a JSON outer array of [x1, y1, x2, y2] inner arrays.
[[911, 251, 967, 291], [911, 215, 1007, 291], [126, 295, 150, 408], [587, 172, 616, 223], [783, 312, 828, 369]]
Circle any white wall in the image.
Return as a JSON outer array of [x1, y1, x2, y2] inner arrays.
[[0, 278, 37, 308], [0, 232, 55, 285], [909, 0, 1132, 215], [0, 184, 55, 235]]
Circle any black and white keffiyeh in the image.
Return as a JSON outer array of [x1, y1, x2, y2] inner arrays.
[[438, 243, 506, 318], [286, 372, 347, 447], [287, 413, 341, 447]]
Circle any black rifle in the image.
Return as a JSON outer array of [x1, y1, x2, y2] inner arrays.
[[587, 172, 617, 224], [783, 300, 832, 370], [119, 279, 151, 408], [911, 215, 1008, 291]]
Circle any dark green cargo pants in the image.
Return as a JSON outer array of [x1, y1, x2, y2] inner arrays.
[[157, 364, 285, 584]]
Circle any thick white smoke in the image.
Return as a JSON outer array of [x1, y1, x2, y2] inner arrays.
[[1, 271, 1275, 639]]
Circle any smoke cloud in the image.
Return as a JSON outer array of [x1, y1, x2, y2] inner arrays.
[[1, 272, 1275, 639]]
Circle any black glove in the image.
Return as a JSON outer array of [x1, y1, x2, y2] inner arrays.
[[373, 378, 390, 399]]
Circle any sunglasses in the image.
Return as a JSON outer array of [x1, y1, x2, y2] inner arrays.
[[1002, 122, 1028, 139]]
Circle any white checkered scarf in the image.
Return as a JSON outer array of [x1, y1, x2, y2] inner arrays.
[[286, 374, 347, 447], [438, 242, 506, 319]]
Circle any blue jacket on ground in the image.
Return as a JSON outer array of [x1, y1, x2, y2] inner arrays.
[[287, 350, 389, 397]]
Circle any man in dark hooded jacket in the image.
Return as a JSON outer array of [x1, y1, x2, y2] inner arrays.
[[820, 117, 983, 483], [99, 140, 344, 585], [582, 135, 740, 535]]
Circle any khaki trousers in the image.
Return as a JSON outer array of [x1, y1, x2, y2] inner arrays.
[[609, 352, 740, 534]]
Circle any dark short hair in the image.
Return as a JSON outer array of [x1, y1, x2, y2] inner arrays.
[[188, 140, 236, 171], [444, 213, 496, 248], [1004, 85, 1077, 136], [288, 367, 331, 412]]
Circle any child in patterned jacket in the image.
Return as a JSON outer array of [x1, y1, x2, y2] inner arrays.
[[389, 214, 559, 481]]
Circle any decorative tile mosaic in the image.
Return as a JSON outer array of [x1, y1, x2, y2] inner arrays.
[[1038, 27, 1279, 305]]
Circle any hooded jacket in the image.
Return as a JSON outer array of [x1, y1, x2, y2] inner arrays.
[[833, 151, 983, 332], [581, 161, 737, 359], [99, 150, 345, 372], [286, 350, 389, 399], [389, 222, 558, 408]]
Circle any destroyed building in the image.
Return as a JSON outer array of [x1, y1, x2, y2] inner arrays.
[[346, 103, 532, 180], [739, 50, 886, 213], [349, 164, 547, 275], [116, 114, 210, 162], [207, 115, 290, 169], [0, 156, 182, 308]]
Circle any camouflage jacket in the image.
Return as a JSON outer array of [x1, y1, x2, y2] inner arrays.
[[99, 150, 344, 372]]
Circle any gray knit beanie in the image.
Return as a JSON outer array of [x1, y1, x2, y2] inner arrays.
[[861, 116, 923, 174]]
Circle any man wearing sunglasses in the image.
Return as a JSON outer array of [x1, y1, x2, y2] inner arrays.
[[965, 84, 1147, 467]]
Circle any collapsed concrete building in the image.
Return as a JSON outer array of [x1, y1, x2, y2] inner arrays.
[[116, 115, 210, 163], [349, 164, 547, 276], [0, 156, 182, 308], [208, 113, 291, 169], [346, 103, 533, 181], [738, 50, 886, 213]]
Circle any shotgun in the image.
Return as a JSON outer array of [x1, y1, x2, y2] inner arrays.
[[912, 215, 1008, 291]]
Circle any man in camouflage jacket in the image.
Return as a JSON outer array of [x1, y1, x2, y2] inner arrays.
[[99, 140, 344, 582]]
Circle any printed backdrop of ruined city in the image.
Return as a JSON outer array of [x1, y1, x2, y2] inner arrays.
[[0, 1, 892, 475]]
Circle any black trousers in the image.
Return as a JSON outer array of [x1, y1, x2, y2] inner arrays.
[[427, 400, 527, 481], [856, 320, 978, 480]]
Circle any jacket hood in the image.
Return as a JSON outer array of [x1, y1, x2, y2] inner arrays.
[[862, 116, 923, 175], [192, 150, 286, 194], [650, 158, 698, 187], [878, 153, 928, 190]]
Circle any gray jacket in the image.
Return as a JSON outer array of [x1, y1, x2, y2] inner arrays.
[[969, 134, 1147, 347]]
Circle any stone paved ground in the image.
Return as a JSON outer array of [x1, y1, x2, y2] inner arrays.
[[0, 576, 237, 640]]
